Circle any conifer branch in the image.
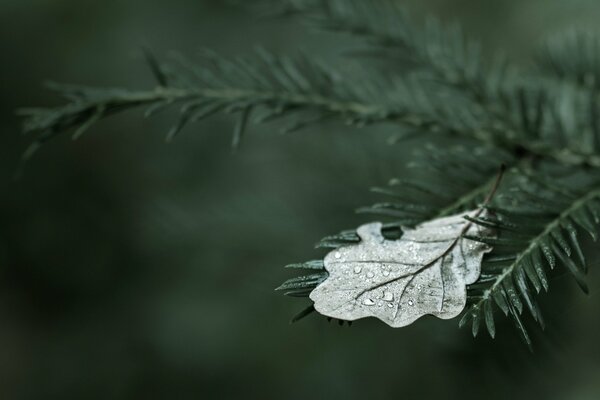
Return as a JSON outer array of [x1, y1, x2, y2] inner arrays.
[[536, 30, 600, 89], [18, 3, 600, 169], [17, 52, 441, 159], [276, 1, 600, 166], [460, 167, 600, 346]]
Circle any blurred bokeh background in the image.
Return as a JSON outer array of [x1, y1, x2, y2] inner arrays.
[[1, 1, 600, 399]]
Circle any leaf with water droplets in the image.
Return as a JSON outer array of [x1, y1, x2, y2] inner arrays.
[[309, 210, 494, 327]]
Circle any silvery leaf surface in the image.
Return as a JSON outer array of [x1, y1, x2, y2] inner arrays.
[[309, 210, 493, 327]]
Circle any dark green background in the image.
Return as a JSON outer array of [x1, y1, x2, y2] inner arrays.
[[1, 1, 600, 399]]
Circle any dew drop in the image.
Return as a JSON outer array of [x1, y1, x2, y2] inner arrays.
[[363, 298, 375, 306], [387, 303, 394, 308], [334, 251, 341, 259], [408, 299, 414, 306], [353, 266, 362, 274], [383, 270, 390, 277], [383, 291, 394, 302], [366, 271, 375, 279]]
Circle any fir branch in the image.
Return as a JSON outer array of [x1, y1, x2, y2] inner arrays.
[[282, 1, 486, 82], [496, 80, 600, 165], [278, 0, 513, 111], [461, 166, 600, 347], [277, 1, 600, 166], [536, 30, 600, 89], [19, 3, 600, 169], [18, 50, 452, 161], [11, 53, 497, 164]]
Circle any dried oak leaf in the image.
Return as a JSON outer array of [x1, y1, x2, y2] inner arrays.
[[309, 211, 493, 327]]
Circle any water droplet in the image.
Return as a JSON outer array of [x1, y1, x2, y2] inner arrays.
[[383, 291, 394, 302], [377, 301, 383, 306], [334, 251, 341, 259], [363, 298, 375, 306], [408, 299, 414, 306], [366, 271, 374, 279], [387, 303, 394, 308], [383, 270, 390, 277], [417, 284, 422, 291], [353, 266, 362, 274]]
